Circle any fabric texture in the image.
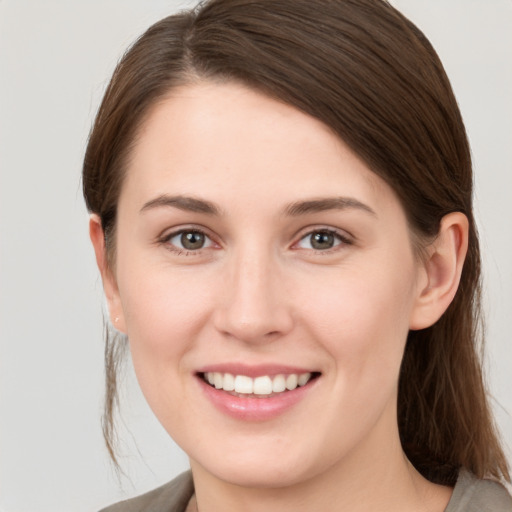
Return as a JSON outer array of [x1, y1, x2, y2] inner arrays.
[[99, 471, 194, 512], [99, 469, 512, 512], [445, 470, 512, 511]]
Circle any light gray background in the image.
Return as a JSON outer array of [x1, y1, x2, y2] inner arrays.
[[0, 1, 510, 511]]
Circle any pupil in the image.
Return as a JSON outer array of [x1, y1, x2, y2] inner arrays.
[[311, 232, 334, 250], [181, 231, 205, 250]]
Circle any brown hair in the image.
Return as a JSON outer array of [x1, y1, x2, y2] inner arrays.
[[83, 0, 510, 484]]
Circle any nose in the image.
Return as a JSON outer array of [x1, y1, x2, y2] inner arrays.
[[213, 247, 294, 344]]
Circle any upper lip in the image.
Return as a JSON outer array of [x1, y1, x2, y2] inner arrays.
[[196, 363, 319, 378]]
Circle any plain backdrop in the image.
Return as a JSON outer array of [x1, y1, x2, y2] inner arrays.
[[0, 1, 510, 511]]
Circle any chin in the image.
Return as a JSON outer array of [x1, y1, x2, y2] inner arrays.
[[205, 460, 312, 489], [189, 438, 332, 490]]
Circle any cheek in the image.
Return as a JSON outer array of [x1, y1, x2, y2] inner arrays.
[[116, 257, 216, 374], [299, 258, 417, 379], [115, 262, 220, 431]]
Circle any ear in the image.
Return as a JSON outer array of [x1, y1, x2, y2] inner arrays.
[[89, 214, 126, 333], [409, 212, 469, 330]]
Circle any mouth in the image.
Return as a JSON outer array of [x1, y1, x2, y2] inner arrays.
[[196, 366, 321, 420], [198, 371, 321, 398]]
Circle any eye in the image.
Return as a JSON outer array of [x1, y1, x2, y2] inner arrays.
[[165, 229, 214, 252], [295, 229, 349, 251]]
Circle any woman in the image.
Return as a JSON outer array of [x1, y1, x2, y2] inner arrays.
[[83, 0, 512, 510]]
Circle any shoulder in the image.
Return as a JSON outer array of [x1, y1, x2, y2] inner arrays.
[[446, 469, 512, 512], [99, 471, 194, 512]]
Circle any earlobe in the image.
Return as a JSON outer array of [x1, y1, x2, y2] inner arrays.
[[409, 212, 469, 330], [89, 215, 127, 333]]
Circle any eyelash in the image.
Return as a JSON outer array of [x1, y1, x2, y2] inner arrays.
[[158, 228, 216, 256], [293, 228, 352, 253], [157, 227, 353, 256]]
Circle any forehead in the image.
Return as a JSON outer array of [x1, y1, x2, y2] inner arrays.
[[121, 81, 401, 220]]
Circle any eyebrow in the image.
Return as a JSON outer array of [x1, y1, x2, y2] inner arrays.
[[283, 197, 376, 217], [140, 195, 221, 215], [140, 194, 376, 218]]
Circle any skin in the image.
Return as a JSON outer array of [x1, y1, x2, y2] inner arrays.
[[91, 82, 468, 512]]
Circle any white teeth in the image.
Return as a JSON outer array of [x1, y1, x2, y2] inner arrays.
[[234, 375, 253, 394], [286, 374, 298, 390], [214, 372, 223, 389], [272, 374, 286, 393], [223, 373, 235, 391], [204, 371, 315, 395], [298, 372, 311, 386], [253, 376, 273, 395]]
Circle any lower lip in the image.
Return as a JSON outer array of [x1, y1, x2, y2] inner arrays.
[[197, 375, 318, 421]]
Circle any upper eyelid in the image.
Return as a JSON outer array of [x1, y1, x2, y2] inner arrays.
[[277, 230, 350, 258], [158, 227, 218, 255], [158, 225, 217, 243], [292, 225, 354, 244]]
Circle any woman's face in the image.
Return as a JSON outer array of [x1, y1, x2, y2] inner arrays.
[[109, 82, 428, 487]]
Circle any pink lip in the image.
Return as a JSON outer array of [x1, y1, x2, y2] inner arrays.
[[196, 363, 315, 378], [195, 365, 320, 422]]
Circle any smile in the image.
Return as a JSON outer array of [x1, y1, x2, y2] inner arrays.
[[202, 372, 316, 397], [196, 365, 321, 420]]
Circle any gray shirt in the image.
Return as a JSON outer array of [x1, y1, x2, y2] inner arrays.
[[446, 470, 512, 511], [100, 469, 512, 511]]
